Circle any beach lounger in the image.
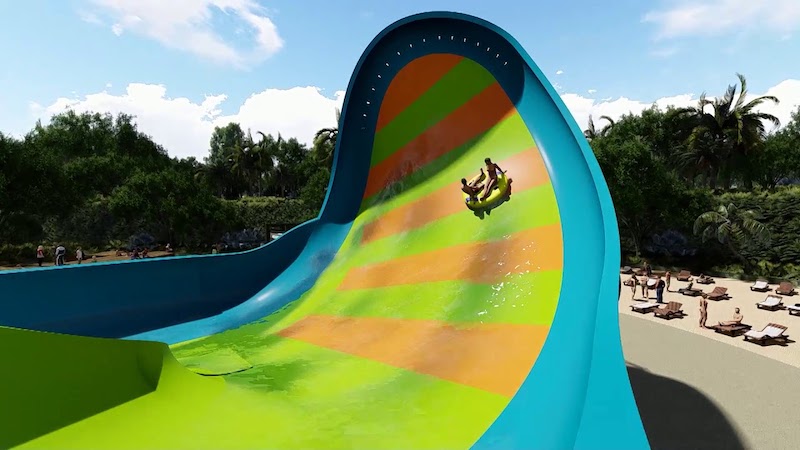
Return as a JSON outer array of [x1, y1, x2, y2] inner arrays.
[[696, 275, 714, 284], [676, 270, 692, 282], [750, 280, 771, 292], [705, 286, 729, 301], [620, 266, 632, 274], [646, 278, 657, 288], [678, 287, 704, 297], [744, 323, 790, 346], [756, 295, 784, 311], [776, 282, 796, 296], [712, 323, 752, 336], [787, 304, 800, 316], [654, 301, 684, 320], [622, 278, 635, 287], [630, 302, 660, 314]]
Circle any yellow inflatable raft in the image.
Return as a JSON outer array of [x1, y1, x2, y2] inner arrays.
[[463, 172, 510, 210]]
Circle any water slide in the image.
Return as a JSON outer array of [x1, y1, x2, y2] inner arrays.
[[0, 12, 648, 449]]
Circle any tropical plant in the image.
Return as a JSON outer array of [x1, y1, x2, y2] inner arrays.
[[693, 202, 770, 269], [583, 114, 615, 141], [312, 107, 341, 168], [683, 74, 780, 189]]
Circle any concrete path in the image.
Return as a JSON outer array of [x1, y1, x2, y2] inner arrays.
[[621, 314, 800, 450]]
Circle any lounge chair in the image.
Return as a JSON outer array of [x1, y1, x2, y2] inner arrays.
[[756, 295, 784, 311], [787, 304, 800, 316], [696, 275, 715, 285], [676, 270, 692, 282], [776, 282, 796, 296], [654, 301, 684, 320], [646, 278, 657, 289], [622, 278, 635, 287], [620, 266, 633, 274], [705, 286, 729, 301], [750, 280, 771, 292], [630, 302, 660, 314], [712, 323, 752, 337], [678, 286, 704, 297], [744, 323, 790, 346]]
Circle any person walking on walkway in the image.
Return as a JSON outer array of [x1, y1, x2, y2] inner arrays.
[[55, 245, 66, 266], [36, 245, 45, 267]]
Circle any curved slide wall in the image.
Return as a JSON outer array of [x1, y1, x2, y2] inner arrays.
[[0, 12, 649, 449]]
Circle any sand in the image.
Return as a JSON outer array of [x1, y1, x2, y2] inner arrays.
[[620, 273, 800, 368], [621, 314, 800, 450]]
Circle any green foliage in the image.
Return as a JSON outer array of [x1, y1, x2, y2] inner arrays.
[[592, 133, 686, 254], [300, 169, 331, 213], [716, 188, 800, 265], [231, 197, 316, 231], [0, 109, 333, 264]]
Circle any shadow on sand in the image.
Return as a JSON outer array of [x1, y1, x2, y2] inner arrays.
[[627, 363, 747, 450]]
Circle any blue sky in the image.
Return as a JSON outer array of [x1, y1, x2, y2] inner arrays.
[[2, 0, 799, 159]]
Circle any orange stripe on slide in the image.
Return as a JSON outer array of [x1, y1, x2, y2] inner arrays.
[[361, 150, 550, 245], [376, 54, 464, 132], [363, 82, 515, 200], [340, 224, 563, 290], [278, 315, 549, 397]]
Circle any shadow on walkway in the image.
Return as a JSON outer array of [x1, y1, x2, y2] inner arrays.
[[627, 363, 747, 450]]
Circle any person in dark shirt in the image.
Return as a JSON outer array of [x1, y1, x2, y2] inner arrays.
[[655, 276, 666, 303]]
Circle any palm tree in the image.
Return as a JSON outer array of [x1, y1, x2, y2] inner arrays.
[[693, 203, 770, 269], [686, 74, 780, 189], [583, 115, 615, 141], [313, 107, 341, 168], [251, 131, 276, 196]]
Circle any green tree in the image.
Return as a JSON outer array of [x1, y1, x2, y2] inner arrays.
[[592, 136, 683, 255], [684, 74, 780, 189], [583, 115, 614, 141], [312, 107, 340, 169], [752, 107, 800, 189], [207, 123, 246, 167], [109, 167, 226, 245], [693, 202, 770, 269], [0, 132, 66, 242]]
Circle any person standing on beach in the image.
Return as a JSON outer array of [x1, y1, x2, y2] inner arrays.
[[655, 276, 666, 303], [641, 276, 650, 300], [629, 274, 638, 300], [699, 297, 708, 328], [665, 271, 671, 291]]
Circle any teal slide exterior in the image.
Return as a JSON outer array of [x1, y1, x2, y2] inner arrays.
[[0, 12, 649, 448]]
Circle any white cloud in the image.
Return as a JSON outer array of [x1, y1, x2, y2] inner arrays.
[[83, 0, 283, 67], [31, 79, 800, 161], [556, 70, 564, 75], [587, 89, 597, 94], [35, 84, 343, 160], [78, 11, 103, 25], [561, 80, 800, 132], [644, 0, 800, 39], [650, 47, 678, 58]]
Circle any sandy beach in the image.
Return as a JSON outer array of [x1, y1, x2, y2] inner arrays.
[[619, 272, 799, 368]]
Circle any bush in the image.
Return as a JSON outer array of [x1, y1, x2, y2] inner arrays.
[[230, 196, 315, 232], [716, 187, 800, 264]]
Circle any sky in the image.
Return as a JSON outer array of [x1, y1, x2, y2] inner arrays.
[[2, 0, 800, 160]]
